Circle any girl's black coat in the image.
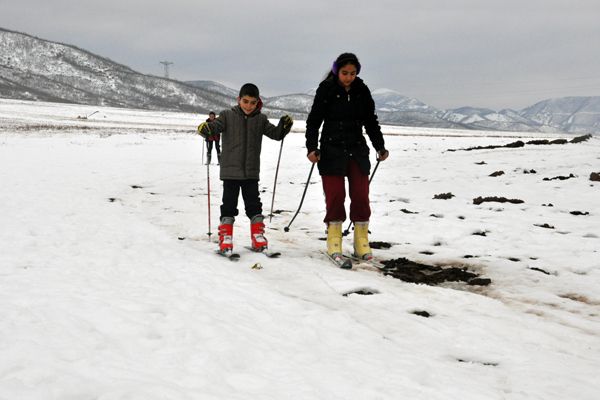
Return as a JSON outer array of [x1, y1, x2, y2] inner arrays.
[[305, 76, 385, 176]]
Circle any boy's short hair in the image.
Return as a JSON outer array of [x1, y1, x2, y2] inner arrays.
[[239, 83, 259, 98], [209, 111, 216, 116]]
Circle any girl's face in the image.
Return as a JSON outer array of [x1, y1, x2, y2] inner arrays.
[[337, 63, 358, 89], [238, 95, 259, 115]]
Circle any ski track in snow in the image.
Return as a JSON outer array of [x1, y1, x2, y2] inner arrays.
[[1, 99, 599, 399]]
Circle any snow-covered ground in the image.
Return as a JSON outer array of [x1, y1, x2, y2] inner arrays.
[[1, 98, 599, 399]]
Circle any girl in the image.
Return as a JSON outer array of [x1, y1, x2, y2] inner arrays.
[[305, 53, 389, 261]]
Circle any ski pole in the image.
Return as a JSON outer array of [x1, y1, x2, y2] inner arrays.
[[201, 139, 205, 166], [343, 159, 381, 236], [284, 163, 315, 232], [268, 138, 285, 223], [206, 161, 212, 240]]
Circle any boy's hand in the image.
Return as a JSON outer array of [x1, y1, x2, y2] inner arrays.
[[279, 115, 293, 136], [197, 122, 212, 137]]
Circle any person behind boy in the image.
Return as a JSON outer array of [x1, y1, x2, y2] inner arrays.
[[197, 83, 293, 255], [204, 111, 221, 165]]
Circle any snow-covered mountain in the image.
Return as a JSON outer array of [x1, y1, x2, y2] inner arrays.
[[0, 28, 232, 113], [2, 27, 600, 133], [520, 96, 600, 133], [369, 88, 463, 129], [371, 88, 434, 113], [262, 93, 315, 114], [185, 80, 239, 101], [443, 106, 553, 133]]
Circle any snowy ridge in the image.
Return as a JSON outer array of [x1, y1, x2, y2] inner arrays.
[[443, 107, 552, 133], [520, 96, 600, 133], [0, 28, 232, 113], [2, 27, 600, 133]]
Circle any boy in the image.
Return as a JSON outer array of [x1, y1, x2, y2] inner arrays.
[[198, 83, 293, 255]]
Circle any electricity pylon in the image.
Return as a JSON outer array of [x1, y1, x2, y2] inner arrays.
[[159, 61, 174, 78]]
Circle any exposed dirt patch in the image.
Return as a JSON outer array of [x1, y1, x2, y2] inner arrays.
[[543, 173, 576, 181], [447, 140, 525, 152], [559, 293, 600, 306], [457, 358, 499, 367], [433, 192, 455, 200], [412, 310, 432, 318], [570, 211, 590, 216], [400, 208, 418, 214], [379, 258, 491, 286], [447, 135, 589, 152], [528, 267, 553, 275], [570, 134, 592, 143], [473, 196, 524, 205], [370, 241, 392, 249], [342, 288, 380, 297]]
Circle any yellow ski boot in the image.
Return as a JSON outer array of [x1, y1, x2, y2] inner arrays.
[[326, 221, 343, 257], [353, 221, 373, 260]]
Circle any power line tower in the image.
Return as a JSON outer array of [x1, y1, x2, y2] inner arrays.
[[159, 61, 174, 78]]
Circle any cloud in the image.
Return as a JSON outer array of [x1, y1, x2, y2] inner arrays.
[[2, 0, 600, 109]]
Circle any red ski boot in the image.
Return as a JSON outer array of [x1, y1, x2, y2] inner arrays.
[[250, 214, 268, 251], [218, 217, 234, 254]]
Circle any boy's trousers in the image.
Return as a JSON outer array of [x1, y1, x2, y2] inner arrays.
[[220, 179, 262, 220]]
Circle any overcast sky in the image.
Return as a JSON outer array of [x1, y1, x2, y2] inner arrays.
[[2, 0, 600, 110]]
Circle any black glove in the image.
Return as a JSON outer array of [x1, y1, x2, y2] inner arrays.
[[279, 115, 293, 137]]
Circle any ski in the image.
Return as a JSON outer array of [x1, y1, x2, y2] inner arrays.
[[322, 251, 353, 269], [215, 249, 240, 261], [347, 254, 386, 270], [244, 246, 281, 258]]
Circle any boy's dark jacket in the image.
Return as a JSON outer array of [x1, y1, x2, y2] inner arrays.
[[305, 76, 385, 176], [206, 105, 286, 180]]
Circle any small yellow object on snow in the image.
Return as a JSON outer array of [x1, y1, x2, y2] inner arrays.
[[251, 262, 263, 270]]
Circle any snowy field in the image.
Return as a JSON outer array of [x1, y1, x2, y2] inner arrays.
[[1, 98, 599, 399]]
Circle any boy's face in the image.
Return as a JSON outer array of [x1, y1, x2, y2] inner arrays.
[[238, 95, 259, 115]]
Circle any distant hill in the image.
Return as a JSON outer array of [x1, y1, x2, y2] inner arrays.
[[0, 28, 231, 113], [520, 97, 600, 133], [2, 27, 599, 133]]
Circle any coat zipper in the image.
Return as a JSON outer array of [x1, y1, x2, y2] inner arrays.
[[243, 115, 248, 178]]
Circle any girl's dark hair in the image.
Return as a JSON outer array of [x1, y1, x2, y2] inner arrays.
[[324, 52, 361, 80]]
